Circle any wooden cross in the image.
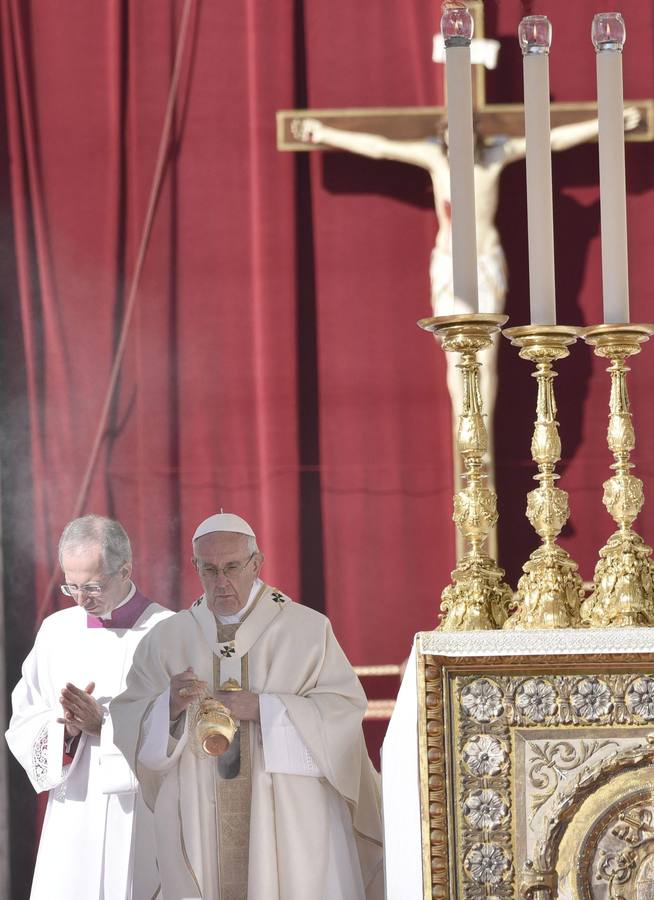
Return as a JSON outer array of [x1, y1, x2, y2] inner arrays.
[[277, 1, 653, 150]]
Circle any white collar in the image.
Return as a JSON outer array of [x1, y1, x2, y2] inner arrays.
[[99, 581, 136, 620], [215, 578, 263, 625]]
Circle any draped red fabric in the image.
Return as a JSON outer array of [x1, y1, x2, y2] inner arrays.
[[0, 0, 301, 614], [1, 1, 654, 895]]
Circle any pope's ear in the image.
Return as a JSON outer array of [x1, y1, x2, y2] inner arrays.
[[121, 561, 133, 580], [253, 553, 264, 575], [191, 556, 199, 572]]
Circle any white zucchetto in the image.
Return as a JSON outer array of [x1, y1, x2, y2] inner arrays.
[[192, 513, 256, 543]]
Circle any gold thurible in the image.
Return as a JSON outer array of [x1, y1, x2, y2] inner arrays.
[[191, 678, 241, 757], [581, 323, 654, 626], [419, 313, 513, 630], [503, 326, 585, 629]]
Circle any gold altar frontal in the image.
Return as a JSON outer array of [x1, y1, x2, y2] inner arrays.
[[412, 628, 654, 900]]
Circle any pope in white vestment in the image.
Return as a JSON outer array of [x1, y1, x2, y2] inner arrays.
[[111, 513, 384, 900], [5, 516, 173, 900]]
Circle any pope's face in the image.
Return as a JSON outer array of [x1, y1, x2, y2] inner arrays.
[[193, 532, 262, 618], [61, 544, 132, 617]]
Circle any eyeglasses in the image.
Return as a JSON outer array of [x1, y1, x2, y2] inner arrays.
[[60, 571, 120, 598], [197, 553, 256, 581]]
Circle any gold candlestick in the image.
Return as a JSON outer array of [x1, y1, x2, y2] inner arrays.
[[419, 313, 513, 630], [581, 323, 654, 626], [503, 325, 585, 629]]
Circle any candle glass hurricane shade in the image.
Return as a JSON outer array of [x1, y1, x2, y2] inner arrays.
[[592, 13, 625, 51], [441, 7, 473, 46], [518, 16, 552, 54]]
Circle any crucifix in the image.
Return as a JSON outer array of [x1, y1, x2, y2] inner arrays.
[[276, 0, 654, 562]]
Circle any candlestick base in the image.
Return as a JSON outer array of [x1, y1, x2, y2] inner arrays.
[[581, 323, 654, 627], [419, 314, 513, 630], [502, 325, 585, 629], [439, 554, 514, 631], [509, 547, 585, 629]]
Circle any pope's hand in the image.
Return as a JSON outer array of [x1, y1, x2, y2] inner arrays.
[[624, 107, 641, 131], [170, 668, 208, 721], [59, 681, 103, 737], [291, 117, 324, 144], [213, 690, 260, 722]]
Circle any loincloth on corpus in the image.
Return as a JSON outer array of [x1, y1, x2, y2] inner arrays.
[[429, 245, 508, 316]]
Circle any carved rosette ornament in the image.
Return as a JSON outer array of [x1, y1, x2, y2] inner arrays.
[[581, 325, 654, 626], [419, 314, 513, 630], [502, 327, 585, 629]]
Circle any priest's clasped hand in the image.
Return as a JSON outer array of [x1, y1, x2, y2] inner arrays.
[[58, 681, 104, 737]]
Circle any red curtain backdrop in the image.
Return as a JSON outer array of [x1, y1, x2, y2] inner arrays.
[[1, 1, 653, 895]]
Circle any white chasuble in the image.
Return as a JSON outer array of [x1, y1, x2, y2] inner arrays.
[[111, 582, 384, 900], [5, 595, 172, 900]]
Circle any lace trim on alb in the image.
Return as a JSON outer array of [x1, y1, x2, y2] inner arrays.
[[302, 743, 321, 776], [31, 724, 49, 789], [54, 768, 69, 801]]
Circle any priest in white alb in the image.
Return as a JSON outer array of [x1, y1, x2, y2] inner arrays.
[[5, 515, 172, 900], [110, 512, 384, 900]]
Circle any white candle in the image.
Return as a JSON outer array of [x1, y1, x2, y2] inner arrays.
[[519, 16, 556, 326], [442, 6, 479, 312], [593, 13, 629, 324]]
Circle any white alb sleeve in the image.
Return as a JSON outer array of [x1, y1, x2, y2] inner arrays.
[[100, 705, 138, 794], [259, 693, 322, 777], [138, 687, 189, 770]]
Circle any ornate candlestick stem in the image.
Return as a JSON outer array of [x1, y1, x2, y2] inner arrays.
[[581, 323, 654, 626], [503, 326, 584, 629], [419, 313, 513, 630]]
